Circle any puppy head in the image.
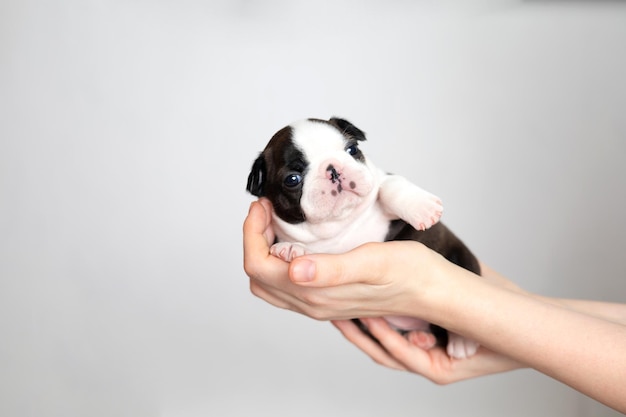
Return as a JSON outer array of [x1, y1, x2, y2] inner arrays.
[[247, 117, 378, 225]]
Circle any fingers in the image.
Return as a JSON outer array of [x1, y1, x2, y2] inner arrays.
[[248, 276, 294, 310], [243, 200, 283, 276], [243, 200, 273, 252], [289, 242, 408, 286], [256, 198, 276, 244], [289, 240, 436, 288], [288, 244, 377, 285], [243, 200, 295, 309], [361, 318, 430, 364], [362, 318, 525, 384], [244, 199, 349, 318], [243, 201, 268, 268], [244, 200, 359, 318], [333, 317, 447, 380], [331, 319, 407, 371], [358, 318, 454, 384]]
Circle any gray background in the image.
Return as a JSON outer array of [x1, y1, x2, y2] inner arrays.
[[1, 1, 625, 416]]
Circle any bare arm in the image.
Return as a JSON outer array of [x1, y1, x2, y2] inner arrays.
[[481, 263, 626, 326], [420, 263, 626, 413], [540, 298, 626, 325]]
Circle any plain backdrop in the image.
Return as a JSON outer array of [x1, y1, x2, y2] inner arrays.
[[1, 1, 625, 416]]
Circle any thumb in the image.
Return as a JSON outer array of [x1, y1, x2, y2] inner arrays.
[[288, 242, 390, 286]]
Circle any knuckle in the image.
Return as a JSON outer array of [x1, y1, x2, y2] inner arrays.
[[243, 259, 256, 277], [307, 310, 328, 321], [429, 374, 451, 386], [249, 281, 263, 298], [300, 291, 323, 307], [249, 284, 259, 297], [371, 356, 386, 366], [299, 301, 330, 321]]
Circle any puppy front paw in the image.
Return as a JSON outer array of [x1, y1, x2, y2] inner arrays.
[[270, 242, 309, 262], [446, 332, 480, 359], [406, 194, 443, 231], [378, 175, 443, 231]]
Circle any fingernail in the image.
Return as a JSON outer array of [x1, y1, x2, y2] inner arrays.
[[291, 259, 316, 282]]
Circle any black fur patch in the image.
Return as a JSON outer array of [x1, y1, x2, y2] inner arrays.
[[246, 126, 308, 224]]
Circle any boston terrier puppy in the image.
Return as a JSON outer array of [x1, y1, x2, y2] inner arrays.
[[247, 117, 480, 359]]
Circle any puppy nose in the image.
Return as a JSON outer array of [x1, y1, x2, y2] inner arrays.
[[326, 164, 341, 182]]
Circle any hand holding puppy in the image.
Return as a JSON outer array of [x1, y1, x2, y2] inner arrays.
[[244, 199, 626, 414], [244, 199, 444, 323], [244, 199, 523, 383]]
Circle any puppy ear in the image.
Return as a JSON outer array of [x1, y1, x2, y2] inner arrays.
[[246, 154, 266, 197], [328, 117, 367, 142]]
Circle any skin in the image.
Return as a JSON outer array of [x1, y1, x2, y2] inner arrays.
[[243, 199, 626, 413]]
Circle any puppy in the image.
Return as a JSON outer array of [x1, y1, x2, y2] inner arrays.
[[247, 117, 480, 359]]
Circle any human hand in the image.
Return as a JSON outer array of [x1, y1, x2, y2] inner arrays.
[[244, 199, 526, 382], [332, 318, 525, 384], [329, 263, 528, 382], [243, 199, 293, 310], [243, 199, 448, 321]]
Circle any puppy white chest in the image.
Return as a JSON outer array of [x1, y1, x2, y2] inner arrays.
[[300, 203, 392, 254]]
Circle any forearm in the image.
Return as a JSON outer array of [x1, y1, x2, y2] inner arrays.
[[480, 262, 626, 326], [539, 297, 626, 326], [423, 265, 626, 413]]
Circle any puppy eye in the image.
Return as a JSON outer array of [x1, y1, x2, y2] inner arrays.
[[284, 173, 302, 188], [346, 144, 359, 156]]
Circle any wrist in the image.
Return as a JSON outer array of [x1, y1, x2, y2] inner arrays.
[[391, 246, 460, 322], [414, 256, 491, 331]]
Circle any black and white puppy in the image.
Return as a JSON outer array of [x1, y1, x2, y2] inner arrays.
[[247, 117, 481, 359]]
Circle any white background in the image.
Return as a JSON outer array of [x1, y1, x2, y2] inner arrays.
[[1, 1, 625, 416]]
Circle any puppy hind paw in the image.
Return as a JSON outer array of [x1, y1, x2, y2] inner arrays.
[[446, 333, 480, 359], [407, 330, 438, 350], [270, 242, 309, 262]]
